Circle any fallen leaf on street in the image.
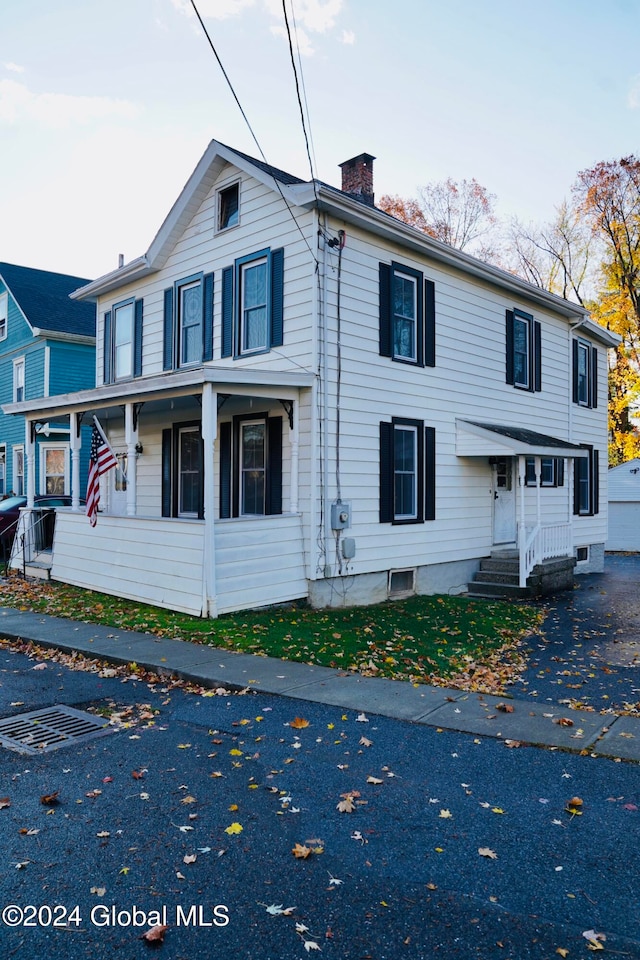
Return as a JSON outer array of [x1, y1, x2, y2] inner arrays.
[[142, 924, 168, 943], [224, 822, 243, 835], [496, 703, 514, 713], [289, 718, 310, 729], [478, 847, 498, 859], [292, 843, 312, 859], [40, 791, 60, 806]]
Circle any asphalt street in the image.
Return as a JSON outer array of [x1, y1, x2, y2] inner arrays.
[[0, 625, 639, 960]]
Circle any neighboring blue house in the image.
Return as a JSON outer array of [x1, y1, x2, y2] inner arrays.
[[0, 263, 96, 498]]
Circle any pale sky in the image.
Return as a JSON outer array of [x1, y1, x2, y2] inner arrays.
[[2, 0, 639, 280]]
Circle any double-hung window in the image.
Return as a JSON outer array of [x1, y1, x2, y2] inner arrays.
[[221, 248, 284, 359], [104, 298, 143, 383], [572, 339, 598, 408], [13, 447, 24, 496], [218, 414, 283, 518], [379, 262, 436, 367], [161, 421, 204, 519], [163, 273, 214, 370], [13, 358, 25, 403], [525, 457, 564, 487], [573, 446, 599, 516], [379, 418, 436, 524], [0, 292, 7, 341], [239, 257, 268, 355], [506, 309, 541, 392]]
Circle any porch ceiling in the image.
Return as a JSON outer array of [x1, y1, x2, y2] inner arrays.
[[455, 420, 589, 458], [2, 366, 316, 421]]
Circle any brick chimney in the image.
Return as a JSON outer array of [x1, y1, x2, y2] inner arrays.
[[339, 153, 376, 206]]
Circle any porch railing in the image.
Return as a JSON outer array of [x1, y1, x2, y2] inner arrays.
[[518, 522, 572, 587]]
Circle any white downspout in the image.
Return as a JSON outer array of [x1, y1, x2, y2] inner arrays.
[[290, 397, 299, 513], [201, 383, 217, 618]]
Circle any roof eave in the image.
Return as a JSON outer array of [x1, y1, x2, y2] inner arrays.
[[310, 186, 592, 322], [70, 256, 151, 301]]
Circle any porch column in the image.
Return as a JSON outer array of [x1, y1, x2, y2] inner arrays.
[[70, 412, 81, 511], [124, 403, 137, 517], [290, 399, 299, 513], [25, 419, 35, 507], [517, 455, 526, 531], [201, 383, 217, 618], [535, 455, 542, 527]]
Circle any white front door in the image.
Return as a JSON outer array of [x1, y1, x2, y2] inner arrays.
[[492, 457, 516, 544]]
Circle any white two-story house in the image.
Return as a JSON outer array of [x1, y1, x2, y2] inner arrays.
[[3, 140, 618, 616]]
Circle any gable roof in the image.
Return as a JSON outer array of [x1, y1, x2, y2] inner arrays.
[[0, 262, 96, 338], [64, 139, 616, 345]]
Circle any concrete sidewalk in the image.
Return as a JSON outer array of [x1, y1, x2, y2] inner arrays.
[[1, 603, 639, 762]]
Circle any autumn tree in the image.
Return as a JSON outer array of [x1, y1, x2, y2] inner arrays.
[[574, 156, 640, 464], [505, 200, 594, 305], [379, 177, 498, 258]]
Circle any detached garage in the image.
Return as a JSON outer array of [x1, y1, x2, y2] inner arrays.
[[607, 458, 640, 552]]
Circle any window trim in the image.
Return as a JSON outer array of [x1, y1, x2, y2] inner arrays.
[[0, 444, 6, 497], [112, 297, 135, 381], [221, 247, 284, 360], [161, 420, 204, 520], [379, 261, 435, 368], [13, 357, 25, 403], [573, 446, 599, 517], [0, 291, 7, 341], [13, 446, 24, 496], [379, 418, 436, 525], [572, 338, 598, 409], [239, 418, 267, 516], [217, 181, 240, 233], [219, 412, 283, 519], [176, 273, 204, 368], [237, 253, 269, 357], [506, 308, 541, 392], [38, 443, 70, 496]]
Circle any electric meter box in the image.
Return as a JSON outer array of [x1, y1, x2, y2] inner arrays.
[[331, 501, 351, 530]]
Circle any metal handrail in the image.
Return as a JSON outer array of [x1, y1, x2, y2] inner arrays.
[[17, 508, 56, 579]]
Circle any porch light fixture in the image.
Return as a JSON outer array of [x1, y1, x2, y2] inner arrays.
[[135, 442, 143, 456]]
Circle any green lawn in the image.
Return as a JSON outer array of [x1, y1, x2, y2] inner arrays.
[[0, 574, 541, 690]]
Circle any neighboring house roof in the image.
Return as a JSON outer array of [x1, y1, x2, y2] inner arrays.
[[0, 262, 95, 338], [608, 458, 640, 501]]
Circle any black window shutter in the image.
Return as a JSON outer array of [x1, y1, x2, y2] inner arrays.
[[379, 421, 393, 522], [163, 288, 174, 371], [557, 458, 565, 487], [591, 347, 598, 408], [505, 310, 515, 384], [424, 426, 436, 521], [219, 421, 232, 519], [592, 448, 599, 515], [197, 434, 205, 520], [270, 248, 284, 348], [133, 299, 143, 377], [424, 279, 436, 367], [161, 428, 172, 517], [202, 272, 214, 362], [379, 264, 392, 358], [533, 321, 542, 392], [103, 310, 112, 384], [572, 339, 579, 403], [221, 266, 234, 358], [266, 416, 283, 515]]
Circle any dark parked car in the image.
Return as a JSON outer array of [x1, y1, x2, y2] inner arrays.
[[0, 495, 84, 556]]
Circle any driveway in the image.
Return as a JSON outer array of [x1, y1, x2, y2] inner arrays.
[[519, 554, 640, 713]]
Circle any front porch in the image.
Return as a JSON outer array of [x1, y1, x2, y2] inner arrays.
[[467, 545, 576, 599]]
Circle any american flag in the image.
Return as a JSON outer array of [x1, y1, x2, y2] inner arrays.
[[86, 425, 118, 526]]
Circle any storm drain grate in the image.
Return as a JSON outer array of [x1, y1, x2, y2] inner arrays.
[[0, 706, 112, 754]]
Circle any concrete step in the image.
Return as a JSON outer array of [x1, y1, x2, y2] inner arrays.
[[479, 558, 520, 575], [23, 561, 52, 581], [473, 570, 520, 586], [466, 580, 535, 600]]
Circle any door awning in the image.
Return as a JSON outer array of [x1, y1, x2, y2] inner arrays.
[[456, 420, 588, 458]]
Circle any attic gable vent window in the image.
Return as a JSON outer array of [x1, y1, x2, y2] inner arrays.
[[218, 182, 240, 232]]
